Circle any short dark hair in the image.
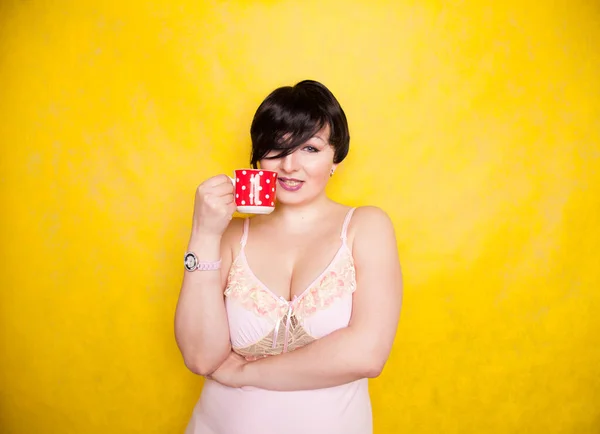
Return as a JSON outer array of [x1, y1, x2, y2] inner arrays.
[[250, 80, 350, 168]]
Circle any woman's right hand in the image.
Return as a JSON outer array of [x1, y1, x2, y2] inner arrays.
[[191, 174, 236, 238]]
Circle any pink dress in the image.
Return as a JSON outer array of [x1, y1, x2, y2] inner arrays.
[[185, 208, 372, 434]]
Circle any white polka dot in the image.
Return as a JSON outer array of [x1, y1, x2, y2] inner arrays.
[[241, 200, 245, 205], [272, 173, 276, 177], [256, 200, 262, 205], [241, 185, 246, 190], [236, 194, 239, 198], [258, 186, 263, 190], [236, 178, 239, 182], [259, 171, 263, 175], [271, 202, 274, 206], [242, 170, 246, 175], [266, 179, 270, 184], [272, 187, 275, 192], [249, 193, 253, 198], [266, 194, 270, 199]]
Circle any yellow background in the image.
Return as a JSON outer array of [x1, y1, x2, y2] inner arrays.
[[1, 1, 599, 433]]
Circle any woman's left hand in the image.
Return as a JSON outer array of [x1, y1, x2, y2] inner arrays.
[[206, 351, 249, 388]]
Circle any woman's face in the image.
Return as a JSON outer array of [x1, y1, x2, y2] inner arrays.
[[259, 124, 336, 206]]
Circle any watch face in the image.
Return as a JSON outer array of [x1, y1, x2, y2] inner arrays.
[[184, 252, 197, 271]]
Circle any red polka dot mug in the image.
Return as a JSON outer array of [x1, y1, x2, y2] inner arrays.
[[229, 169, 278, 214]]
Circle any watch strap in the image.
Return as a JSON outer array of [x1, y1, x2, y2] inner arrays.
[[184, 252, 221, 272]]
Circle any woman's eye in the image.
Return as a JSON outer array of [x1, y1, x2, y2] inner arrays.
[[303, 146, 319, 153]]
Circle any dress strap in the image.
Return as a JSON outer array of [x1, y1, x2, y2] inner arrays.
[[340, 207, 357, 242], [240, 218, 250, 247]]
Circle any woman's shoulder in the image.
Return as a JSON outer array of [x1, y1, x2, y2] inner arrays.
[[345, 205, 396, 243], [346, 205, 393, 225], [348, 204, 388, 216]]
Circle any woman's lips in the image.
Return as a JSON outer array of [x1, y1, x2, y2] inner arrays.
[[278, 177, 304, 192]]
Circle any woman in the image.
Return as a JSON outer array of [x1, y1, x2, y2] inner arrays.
[[175, 80, 403, 434]]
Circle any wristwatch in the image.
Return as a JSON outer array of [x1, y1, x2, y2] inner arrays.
[[184, 252, 221, 271]]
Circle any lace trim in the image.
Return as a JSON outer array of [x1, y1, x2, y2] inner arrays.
[[294, 249, 356, 322], [232, 316, 316, 357], [224, 247, 356, 321]]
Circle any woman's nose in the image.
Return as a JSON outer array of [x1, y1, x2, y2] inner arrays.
[[281, 152, 299, 173]]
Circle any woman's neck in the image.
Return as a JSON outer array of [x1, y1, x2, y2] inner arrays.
[[264, 194, 336, 229]]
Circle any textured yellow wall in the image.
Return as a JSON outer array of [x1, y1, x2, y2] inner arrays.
[[1, 1, 599, 433]]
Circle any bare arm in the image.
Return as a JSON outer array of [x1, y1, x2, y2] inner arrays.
[[240, 206, 403, 391], [174, 175, 239, 376]]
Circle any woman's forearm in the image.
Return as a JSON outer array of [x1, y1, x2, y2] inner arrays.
[[242, 326, 384, 391]]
